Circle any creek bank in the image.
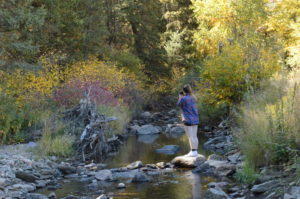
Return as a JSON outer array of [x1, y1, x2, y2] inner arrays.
[[0, 108, 232, 199], [197, 119, 300, 199], [0, 108, 186, 199], [3, 108, 299, 199]]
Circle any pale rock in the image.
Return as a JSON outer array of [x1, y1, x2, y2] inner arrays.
[[171, 154, 206, 168], [117, 183, 126, 189], [127, 161, 143, 170], [95, 170, 113, 181]]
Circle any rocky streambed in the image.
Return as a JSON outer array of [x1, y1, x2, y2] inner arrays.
[[1, 109, 300, 199]]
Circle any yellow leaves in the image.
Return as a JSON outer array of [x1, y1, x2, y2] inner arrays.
[[0, 63, 61, 107], [198, 43, 281, 106], [192, 0, 234, 57]]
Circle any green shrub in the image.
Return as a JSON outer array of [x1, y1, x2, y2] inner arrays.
[[234, 161, 260, 184], [235, 71, 300, 167], [197, 99, 229, 125], [0, 94, 41, 144]]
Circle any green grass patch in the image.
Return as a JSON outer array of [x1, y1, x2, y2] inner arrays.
[[234, 162, 260, 184]]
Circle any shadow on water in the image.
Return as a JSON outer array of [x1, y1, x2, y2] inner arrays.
[[39, 132, 216, 199]]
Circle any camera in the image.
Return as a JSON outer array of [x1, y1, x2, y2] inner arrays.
[[179, 91, 184, 96]]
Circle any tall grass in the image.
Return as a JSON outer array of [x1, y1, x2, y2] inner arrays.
[[36, 116, 75, 157], [235, 71, 300, 167]]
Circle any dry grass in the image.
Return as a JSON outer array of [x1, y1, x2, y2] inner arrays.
[[235, 71, 300, 167], [36, 116, 75, 157]]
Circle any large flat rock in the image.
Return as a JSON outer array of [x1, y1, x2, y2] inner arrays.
[[205, 160, 236, 176], [171, 154, 206, 168], [95, 170, 113, 181]]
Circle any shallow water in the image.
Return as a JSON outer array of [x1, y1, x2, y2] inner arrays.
[[39, 132, 216, 199]]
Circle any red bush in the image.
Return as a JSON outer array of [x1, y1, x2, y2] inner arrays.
[[53, 80, 119, 108]]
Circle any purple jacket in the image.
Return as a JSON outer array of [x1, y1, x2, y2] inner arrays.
[[177, 95, 199, 125]]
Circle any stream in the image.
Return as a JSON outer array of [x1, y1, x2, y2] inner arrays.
[[38, 132, 217, 199]]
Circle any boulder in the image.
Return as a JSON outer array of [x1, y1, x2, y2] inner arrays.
[[205, 160, 236, 177], [283, 186, 300, 199], [151, 112, 163, 120], [203, 136, 227, 150], [58, 165, 76, 175], [15, 171, 38, 182], [137, 125, 161, 135], [204, 187, 230, 199], [35, 180, 48, 188], [283, 193, 295, 199], [140, 112, 151, 118], [127, 161, 143, 170], [192, 163, 215, 175], [0, 178, 8, 186], [112, 169, 139, 179], [11, 183, 36, 192], [131, 172, 150, 182], [227, 152, 241, 164], [95, 170, 113, 181], [171, 154, 206, 168], [290, 186, 300, 196], [155, 145, 180, 155], [251, 180, 279, 193], [128, 125, 140, 134]]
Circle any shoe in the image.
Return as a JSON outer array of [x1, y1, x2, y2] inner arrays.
[[184, 151, 198, 157]]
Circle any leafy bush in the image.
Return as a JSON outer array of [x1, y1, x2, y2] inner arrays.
[[53, 80, 119, 108], [0, 94, 41, 144], [235, 71, 300, 167], [195, 44, 280, 122], [63, 59, 141, 101]]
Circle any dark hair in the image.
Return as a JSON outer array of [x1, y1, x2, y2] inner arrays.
[[183, 84, 193, 94], [183, 84, 197, 100]]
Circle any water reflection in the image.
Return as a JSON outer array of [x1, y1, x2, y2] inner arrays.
[[106, 133, 210, 168], [38, 132, 215, 199], [185, 171, 201, 199], [137, 134, 159, 144]]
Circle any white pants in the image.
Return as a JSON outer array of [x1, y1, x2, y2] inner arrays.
[[184, 125, 199, 150]]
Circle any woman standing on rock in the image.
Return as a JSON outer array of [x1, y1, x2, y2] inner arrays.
[[177, 84, 199, 157]]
